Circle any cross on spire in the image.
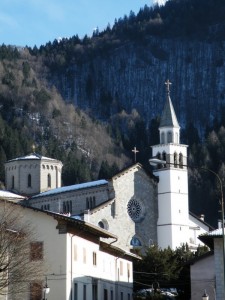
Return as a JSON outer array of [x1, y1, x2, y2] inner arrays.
[[132, 146, 139, 163], [165, 79, 172, 94], [32, 144, 36, 153]]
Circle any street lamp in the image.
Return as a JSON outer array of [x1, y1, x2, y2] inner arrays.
[[149, 158, 225, 297], [202, 289, 209, 300], [43, 277, 50, 300]]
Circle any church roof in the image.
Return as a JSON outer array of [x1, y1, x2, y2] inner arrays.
[[6, 152, 59, 163], [31, 179, 108, 199], [160, 91, 180, 129]]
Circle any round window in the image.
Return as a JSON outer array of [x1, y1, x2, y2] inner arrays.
[[127, 198, 142, 221]]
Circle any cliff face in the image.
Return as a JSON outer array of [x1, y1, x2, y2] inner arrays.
[[54, 36, 225, 134]]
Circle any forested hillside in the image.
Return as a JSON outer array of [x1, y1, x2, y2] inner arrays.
[[1, 0, 225, 226]]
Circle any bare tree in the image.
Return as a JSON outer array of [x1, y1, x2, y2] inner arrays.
[[0, 199, 46, 299]]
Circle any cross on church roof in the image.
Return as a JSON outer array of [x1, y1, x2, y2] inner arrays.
[[165, 79, 172, 94], [132, 146, 139, 163], [32, 144, 36, 153]]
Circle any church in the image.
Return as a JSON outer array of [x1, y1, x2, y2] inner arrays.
[[3, 82, 211, 252]]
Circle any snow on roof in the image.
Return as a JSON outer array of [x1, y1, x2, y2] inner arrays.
[[6, 153, 57, 163], [206, 228, 224, 236], [0, 190, 25, 199], [31, 179, 108, 199]]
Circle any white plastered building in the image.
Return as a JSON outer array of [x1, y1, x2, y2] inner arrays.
[[0, 199, 138, 300]]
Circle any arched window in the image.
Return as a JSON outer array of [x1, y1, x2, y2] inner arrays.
[[156, 152, 161, 160], [12, 176, 14, 189], [47, 174, 51, 188], [167, 131, 172, 143], [28, 174, 31, 187], [174, 152, 178, 167], [130, 236, 142, 247], [162, 152, 166, 162], [179, 153, 183, 168], [161, 132, 165, 144]]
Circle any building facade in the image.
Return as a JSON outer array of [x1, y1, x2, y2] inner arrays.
[[0, 199, 137, 300], [4, 82, 211, 253]]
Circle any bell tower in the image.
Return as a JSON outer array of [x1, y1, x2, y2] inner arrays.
[[150, 80, 189, 250]]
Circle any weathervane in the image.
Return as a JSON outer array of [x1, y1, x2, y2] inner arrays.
[[132, 146, 139, 163]]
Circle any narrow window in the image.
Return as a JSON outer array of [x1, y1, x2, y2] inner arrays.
[[163, 152, 166, 161], [12, 176, 14, 189], [83, 285, 86, 300], [74, 245, 77, 261], [86, 197, 89, 209], [127, 263, 131, 281], [30, 242, 43, 261], [167, 131, 172, 143], [161, 132, 165, 144], [47, 173, 51, 188], [83, 248, 86, 264], [128, 294, 131, 300], [104, 289, 108, 300], [28, 174, 32, 187], [120, 261, 123, 276], [120, 292, 123, 300], [93, 252, 97, 266], [174, 153, 178, 167], [92, 282, 98, 300], [110, 290, 114, 300], [74, 283, 78, 300], [179, 153, 183, 168]]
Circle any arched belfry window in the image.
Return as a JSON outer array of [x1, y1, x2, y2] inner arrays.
[[174, 152, 178, 167], [156, 152, 161, 160], [167, 131, 172, 143], [179, 153, 183, 168], [161, 132, 165, 144], [28, 174, 32, 187], [12, 176, 14, 189], [162, 152, 166, 162], [47, 174, 51, 188]]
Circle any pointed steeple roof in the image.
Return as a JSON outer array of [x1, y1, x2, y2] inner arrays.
[[160, 80, 180, 128]]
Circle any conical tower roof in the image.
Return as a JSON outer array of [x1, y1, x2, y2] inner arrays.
[[160, 80, 180, 128]]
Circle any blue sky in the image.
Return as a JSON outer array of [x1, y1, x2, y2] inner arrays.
[[0, 0, 165, 48]]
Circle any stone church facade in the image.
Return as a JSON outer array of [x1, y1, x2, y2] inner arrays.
[[4, 82, 211, 252]]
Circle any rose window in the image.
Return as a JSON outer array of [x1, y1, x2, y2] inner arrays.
[[127, 198, 142, 221]]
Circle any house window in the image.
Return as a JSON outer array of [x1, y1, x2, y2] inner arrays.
[[47, 173, 51, 188], [30, 282, 42, 300], [127, 263, 131, 281], [83, 248, 86, 264], [30, 242, 43, 261], [93, 252, 97, 266], [74, 283, 78, 300], [28, 174, 32, 187], [83, 284, 86, 300], [92, 283, 98, 300], [104, 289, 108, 300], [74, 245, 77, 261]]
